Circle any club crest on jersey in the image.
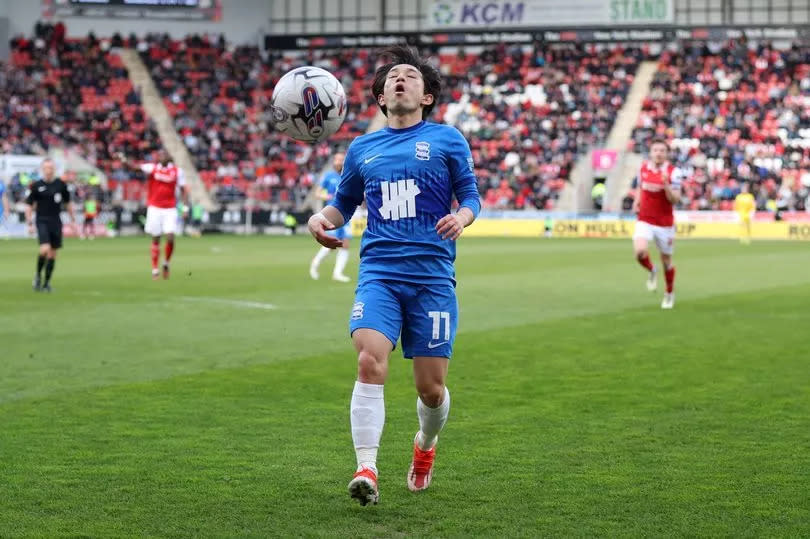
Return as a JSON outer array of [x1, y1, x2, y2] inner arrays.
[[351, 302, 365, 320], [54, 193, 62, 203], [415, 141, 430, 161]]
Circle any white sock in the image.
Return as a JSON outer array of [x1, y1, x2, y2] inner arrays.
[[334, 247, 349, 276], [416, 387, 450, 450], [311, 246, 330, 269], [351, 381, 385, 473]]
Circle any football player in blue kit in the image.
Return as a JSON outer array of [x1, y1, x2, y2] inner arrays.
[[307, 46, 481, 506], [309, 151, 352, 282]]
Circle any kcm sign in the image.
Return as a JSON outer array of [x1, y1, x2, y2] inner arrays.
[[426, 0, 673, 29]]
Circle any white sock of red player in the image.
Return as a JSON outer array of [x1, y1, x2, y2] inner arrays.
[[416, 386, 450, 450], [334, 247, 349, 277], [351, 381, 384, 473], [665, 264, 676, 293], [311, 246, 330, 270]]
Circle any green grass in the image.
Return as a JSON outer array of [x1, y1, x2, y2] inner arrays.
[[1, 236, 809, 537]]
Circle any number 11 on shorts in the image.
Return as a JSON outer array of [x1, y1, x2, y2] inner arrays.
[[428, 311, 450, 341]]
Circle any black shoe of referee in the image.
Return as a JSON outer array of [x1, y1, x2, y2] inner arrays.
[[33, 275, 41, 292], [42, 283, 52, 293]]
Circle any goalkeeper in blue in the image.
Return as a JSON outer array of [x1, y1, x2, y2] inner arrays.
[[307, 46, 481, 506]]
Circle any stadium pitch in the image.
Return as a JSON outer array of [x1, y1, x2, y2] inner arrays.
[[1, 236, 808, 536]]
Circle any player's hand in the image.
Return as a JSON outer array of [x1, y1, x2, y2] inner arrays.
[[27, 222, 35, 236], [308, 212, 343, 249], [436, 214, 465, 241]]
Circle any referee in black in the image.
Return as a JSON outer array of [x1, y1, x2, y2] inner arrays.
[[25, 159, 75, 292]]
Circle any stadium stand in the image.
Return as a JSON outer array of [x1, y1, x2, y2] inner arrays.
[[3, 23, 162, 203], [15, 25, 807, 215], [630, 40, 810, 212], [139, 35, 644, 209], [438, 43, 646, 209], [138, 34, 378, 205]]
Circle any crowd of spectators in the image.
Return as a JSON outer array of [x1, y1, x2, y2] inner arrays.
[[12, 25, 808, 215], [437, 43, 645, 209], [3, 22, 161, 197], [631, 40, 810, 213], [138, 34, 379, 205], [139, 36, 644, 209]]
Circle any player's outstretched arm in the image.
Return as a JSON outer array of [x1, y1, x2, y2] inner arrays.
[[308, 206, 345, 249]]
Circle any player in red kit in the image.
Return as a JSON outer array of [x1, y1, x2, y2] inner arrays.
[[632, 139, 681, 309], [122, 150, 190, 279]]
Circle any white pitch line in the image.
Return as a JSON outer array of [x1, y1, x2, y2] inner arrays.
[[179, 296, 278, 310]]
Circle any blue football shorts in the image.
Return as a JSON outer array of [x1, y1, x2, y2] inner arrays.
[[327, 223, 351, 241], [349, 280, 458, 359]]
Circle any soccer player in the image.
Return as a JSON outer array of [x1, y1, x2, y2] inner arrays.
[[309, 151, 352, 282], [25, 159, 76, 292], [81, 195, 99, 240], [734, 182, 755, 245], [122, 150, 189, 279], [307, 46, 481, 506], [632, 138, 681, 309]]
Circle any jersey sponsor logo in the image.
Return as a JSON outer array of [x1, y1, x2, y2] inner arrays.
[[364, 153, 382, 165], [351, 301, 364, 320], [415, 141, 430, 161], [641, 181, 664, 192], [153, 171, 177, 183], [379, 179, 420, 221]]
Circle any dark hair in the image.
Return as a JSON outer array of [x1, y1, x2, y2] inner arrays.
[[649, 138, 669, 150], [371, 46, 441, 120]]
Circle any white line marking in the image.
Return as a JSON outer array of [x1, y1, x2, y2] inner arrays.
[[179, 296, 277, 310]]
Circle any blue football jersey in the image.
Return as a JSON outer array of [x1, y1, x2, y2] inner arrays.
[[0, 181, 5, 217], [330, 121, 481, 286], [320, 170, 341, 200]]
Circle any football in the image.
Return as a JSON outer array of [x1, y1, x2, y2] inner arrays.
[[270, 66, 348, 143]]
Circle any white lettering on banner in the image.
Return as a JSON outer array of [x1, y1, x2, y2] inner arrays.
[[426, 0, 673, 29], [379, 180, 420, 221]]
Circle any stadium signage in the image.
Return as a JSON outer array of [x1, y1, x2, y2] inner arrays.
[[425, 0, 673, 29], [292, 35, 409, 48], [420, 32, 534, 43], [544, 29, 665, 41], [266, 25, 810, 50], [41, 0, 222, 21]]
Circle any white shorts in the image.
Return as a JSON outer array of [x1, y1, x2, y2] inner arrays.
[[145, 206, 178, 236], [633, 221, 675, 255]]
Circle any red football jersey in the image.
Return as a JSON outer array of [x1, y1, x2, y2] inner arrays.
[[143, 163, 185, 209], [637, 161, 679, 227]]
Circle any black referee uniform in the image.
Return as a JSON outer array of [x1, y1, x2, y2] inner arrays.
[[26, 177, 70, 291]]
